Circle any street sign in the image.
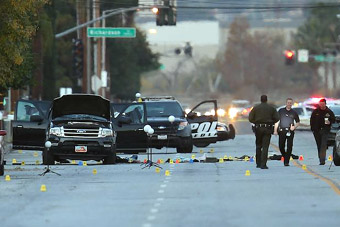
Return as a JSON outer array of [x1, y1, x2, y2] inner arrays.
[[60, 87, 72, 97], [87, 27, 136, 38], [298, 49, 309, 63], [314, 55, 335, 62]]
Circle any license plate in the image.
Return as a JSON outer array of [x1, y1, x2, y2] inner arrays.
[[157, 135, 167, 140], [75, 146, 87, 153]]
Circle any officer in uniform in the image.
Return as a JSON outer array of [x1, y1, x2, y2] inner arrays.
[[310, 99, 335, 165], [274, 98, 300, 166], [249, 95, 280, 169]]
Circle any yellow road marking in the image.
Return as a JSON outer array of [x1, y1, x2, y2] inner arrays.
[[270, 143, 340, 196]]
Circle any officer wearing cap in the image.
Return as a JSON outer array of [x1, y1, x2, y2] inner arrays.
[[249, 95, 280, 169], [274, 98, 300, 166], [310, 98, 335, 165]]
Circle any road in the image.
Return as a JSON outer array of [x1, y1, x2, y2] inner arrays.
[[1, 120, 340, 227]]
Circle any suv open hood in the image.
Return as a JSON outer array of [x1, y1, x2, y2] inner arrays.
[[52, 94, 111, 121]]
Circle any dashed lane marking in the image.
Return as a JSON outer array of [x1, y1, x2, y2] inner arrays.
[[270, 143, 340, 196]]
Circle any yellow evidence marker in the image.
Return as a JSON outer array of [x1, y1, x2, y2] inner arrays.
[[170, 159, 174, 164], [165, 170, 171, 176], [191, 154, 196, 159], [83, 161, 87, 166], [33, 152, 38, 157], [35, 160, 40, 165], [219, 158, 224, 163], [21, 161, 25, 166], [40, 185, 47, 192], [302, 164, 307, 170], [155, 167, 160, 173], [245, 170, 251, 176], [5, 175, 11, 181], [12, 159, 17, 164], [93, 169, 97, 175], [328, 155, 332, 161]]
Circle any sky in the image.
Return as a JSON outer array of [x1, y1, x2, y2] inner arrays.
[[138, 21, 219, 45]]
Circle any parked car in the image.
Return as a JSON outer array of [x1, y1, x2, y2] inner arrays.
[[112, 97, 236, 153], [0, 130, 6, 176], [13, 94, 117, 165], [333, 130, 340, 166], [228, 100, 250, 119], [327, 105, 340, 146]]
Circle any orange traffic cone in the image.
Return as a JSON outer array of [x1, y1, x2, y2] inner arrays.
[[299, 155, 304, 161], [281, 156, 284, 162]]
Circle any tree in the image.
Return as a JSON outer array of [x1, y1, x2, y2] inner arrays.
[[294, 4, 340, 93], [0, 0, 47, 91]]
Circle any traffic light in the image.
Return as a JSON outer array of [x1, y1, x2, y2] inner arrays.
[[284, 50, 295, 65], [72, 39, 84, 78], [155, 0, 177, 26]]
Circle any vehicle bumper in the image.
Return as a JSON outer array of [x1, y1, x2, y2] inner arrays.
[[47, 136, 115, 160]]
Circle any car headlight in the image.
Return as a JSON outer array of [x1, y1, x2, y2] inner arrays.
[[178, 121, 188, 130], [217, 126, 226, 131], [49, 127, 63, 136], [99, 128, 113, 137]]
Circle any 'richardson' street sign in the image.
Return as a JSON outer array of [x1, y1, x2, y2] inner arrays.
[[87, 27, 136, 38]]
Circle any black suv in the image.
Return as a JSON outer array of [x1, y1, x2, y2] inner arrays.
[[13, 94, 116, 164], [112, 97, 235, 154], [144, 98, 193, 153]]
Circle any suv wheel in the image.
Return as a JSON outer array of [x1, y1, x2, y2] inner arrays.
[[103, 148, 117, 164], [333, 146, 340, 166], [177, 137, 193, 153], [43, 148, 55, 165], [0, 161, 4, 176]]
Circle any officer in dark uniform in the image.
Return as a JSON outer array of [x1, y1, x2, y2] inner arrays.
[[249, 95, 280, 169], [310, 99, 335, 165], [274, 98, 300, 166]]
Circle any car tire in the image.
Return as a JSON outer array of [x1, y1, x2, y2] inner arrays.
[[193, 142, 210, 148], [103, 148, 117, 165], [177, 137, 193, 153], [0, 163, 4, 176], [42, 148, 55, 165], [333, 146, 340, 166]]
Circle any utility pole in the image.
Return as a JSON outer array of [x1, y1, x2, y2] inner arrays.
[[86, 0, 91, 93]]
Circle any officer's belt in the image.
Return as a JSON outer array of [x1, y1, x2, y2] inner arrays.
[[256, 123, 273, 128], [279, 127, 290, 132]]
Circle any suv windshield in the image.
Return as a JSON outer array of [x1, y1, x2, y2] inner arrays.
[[53, 114, 107, 122], [146, 102, 184, 117]]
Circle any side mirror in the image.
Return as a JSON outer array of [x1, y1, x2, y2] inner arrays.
[[0, 130, 6, 136], [30, 115, 44, 123], [187, 112, 196, 119], [118, 115, 132, 125]]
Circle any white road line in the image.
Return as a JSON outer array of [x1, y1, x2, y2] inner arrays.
[[147, 216, 156, 221], [150, 208, 158, 213], [157, 198, 164, 201], [160, 184, 167, 188], [163, 180, 169, 183], [158, 190, 164, 193], [142, 224, 152, 227], [154, 203, 161, 207]]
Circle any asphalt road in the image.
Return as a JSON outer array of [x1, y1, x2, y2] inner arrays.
[[1, 120, 340, 227]]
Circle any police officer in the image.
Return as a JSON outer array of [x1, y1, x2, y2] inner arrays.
[[249, 95, 280, 169], [274, 98, 300, 166], [310, 99, 335, 165]]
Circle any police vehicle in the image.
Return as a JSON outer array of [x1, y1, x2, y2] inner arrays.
[[112, 96, 235, 153], [12, 94, 117, 164]]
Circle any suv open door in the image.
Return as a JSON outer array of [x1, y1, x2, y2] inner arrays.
[[187, 100, 218, 147], [12, 100, 51, 151], [187, 100, 235, 147], [112, 103, 148, 153]]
